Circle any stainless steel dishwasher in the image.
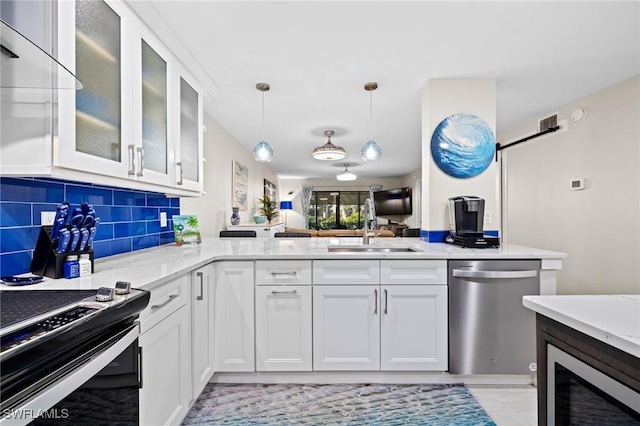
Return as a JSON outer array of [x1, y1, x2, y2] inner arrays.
[[448, 260, 541, 375]]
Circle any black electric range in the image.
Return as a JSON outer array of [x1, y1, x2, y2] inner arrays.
[[0, 287, 150, 414]]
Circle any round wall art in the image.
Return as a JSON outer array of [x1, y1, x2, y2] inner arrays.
[[430, 113, 495, 179]]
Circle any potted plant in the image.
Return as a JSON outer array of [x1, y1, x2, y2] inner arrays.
[[257, 194, 279, 223]]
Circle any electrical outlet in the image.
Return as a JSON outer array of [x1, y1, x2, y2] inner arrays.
[[484, 211, 492, 224], [160, 212, 168, 227], [41, 211, 56, 226]]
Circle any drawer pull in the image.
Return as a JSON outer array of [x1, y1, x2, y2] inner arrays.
[[271, 290, 298, 295], [151, 294, 178, 310], [270, 271, 297, 276]]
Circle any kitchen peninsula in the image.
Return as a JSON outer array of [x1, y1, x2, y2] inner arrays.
[[4, 238, 565, 293], [1, 238, 566, 426]]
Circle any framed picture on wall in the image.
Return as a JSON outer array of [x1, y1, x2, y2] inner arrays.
[[264, 179, 276, 200], [232, 160, 249, 211]]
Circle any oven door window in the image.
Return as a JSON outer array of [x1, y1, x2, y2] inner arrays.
[[548, 345, 640, 425]]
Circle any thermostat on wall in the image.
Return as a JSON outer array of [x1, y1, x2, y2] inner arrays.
[[570, 178, 586, 190]]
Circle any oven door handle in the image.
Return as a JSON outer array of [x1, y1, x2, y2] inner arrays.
[[5, 325, 139, 422]]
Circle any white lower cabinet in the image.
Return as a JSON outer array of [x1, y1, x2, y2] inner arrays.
[[139, 275, 191, 426], [313, 285, 380, 370], [256, 285, 312, 371], [191, 263, 215, 401], [380, 285, 448, 370], [312, 260, 448, 372], [214, 261, 255, 372]]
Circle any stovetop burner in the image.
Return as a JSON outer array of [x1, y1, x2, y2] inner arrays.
[[0, 290, 97, 329]]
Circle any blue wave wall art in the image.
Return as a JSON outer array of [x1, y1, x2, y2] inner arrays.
[[430, 113, 495, 178]]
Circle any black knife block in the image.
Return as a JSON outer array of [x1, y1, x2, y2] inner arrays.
[[31, 226, 94, 279]]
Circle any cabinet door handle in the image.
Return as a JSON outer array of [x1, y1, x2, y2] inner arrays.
[[128, 145, 135, 175], [136, 147, 144, 176], [374, 289, 378, 315], [270, 271, 297, 276], [270, 290, 297, 295], [176, 161, 183, 185], [151, 294, 178, 310], [384, 289, 388, 314], [196, 272, 204, 301]]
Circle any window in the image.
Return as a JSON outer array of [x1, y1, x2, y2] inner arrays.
[[308, 191, 369, 230]]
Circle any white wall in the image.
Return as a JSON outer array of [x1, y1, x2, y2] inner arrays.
[[278, 175, 418, 229], [500, 75, 640, 295], [180, 113, 279, 237], [422, 79, 500, 233]]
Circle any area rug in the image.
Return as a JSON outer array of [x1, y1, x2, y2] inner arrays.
[[182, 383, 497, 425]]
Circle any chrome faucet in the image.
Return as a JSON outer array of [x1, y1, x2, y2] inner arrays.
[[363, 198, 372, 245]]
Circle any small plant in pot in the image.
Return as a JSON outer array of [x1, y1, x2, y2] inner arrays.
[[257, 194, 279, 223]]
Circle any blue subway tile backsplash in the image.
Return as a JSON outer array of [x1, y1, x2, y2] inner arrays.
[[0, 177, 179, 277]]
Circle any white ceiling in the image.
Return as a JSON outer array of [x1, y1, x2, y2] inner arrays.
[[128, 1, 639, 180]]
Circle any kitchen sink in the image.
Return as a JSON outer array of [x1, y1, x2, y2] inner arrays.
[[327, 246, 422, 253]]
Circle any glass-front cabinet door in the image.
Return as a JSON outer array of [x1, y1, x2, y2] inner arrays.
[[131, 24, 174, 187], [174, 65, 203, 192], [56, 0, 133, 177]]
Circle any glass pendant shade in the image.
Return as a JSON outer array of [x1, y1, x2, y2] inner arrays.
[[361, 82, 382, 162], [313, 130, 346, 161], [253, 82, 273, 162], [253, 140, 274, 162], [336, 164, 357, 181], [360, 140, 382, 162]]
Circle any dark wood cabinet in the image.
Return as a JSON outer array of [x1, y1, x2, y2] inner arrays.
[[535, 314, 640, 425]]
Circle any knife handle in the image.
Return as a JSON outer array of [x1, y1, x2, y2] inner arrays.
[[78, 228, 90, 251], [58, 229, 71, 253], [70, 228, 80, 252], [87, 226, 97, 249]]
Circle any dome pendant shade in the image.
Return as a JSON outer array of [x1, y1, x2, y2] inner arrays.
[[253, 140, 274, 162], [253, 82, 274, 162], [360, 140, 382, 162], [313, 130, 346, 161], [336, 164, 357, 181]]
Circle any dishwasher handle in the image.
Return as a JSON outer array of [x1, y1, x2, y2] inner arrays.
[[452, 269, 538, 279]]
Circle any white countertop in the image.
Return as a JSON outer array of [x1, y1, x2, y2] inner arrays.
[[2, 238, 565, 292], [523, 294, 640, 358]]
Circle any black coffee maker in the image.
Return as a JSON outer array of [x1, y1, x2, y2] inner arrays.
[[446, 196, 499, 248]]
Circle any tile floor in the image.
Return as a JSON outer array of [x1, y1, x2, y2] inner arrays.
[[468, 385, 538, 426]]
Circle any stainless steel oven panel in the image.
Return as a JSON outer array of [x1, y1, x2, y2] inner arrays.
[[0, 325, 139, 426], [547, 344, 640, 423]]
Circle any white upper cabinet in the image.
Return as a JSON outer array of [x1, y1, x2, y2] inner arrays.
[[132, 21, 175, 188], [57, 0, 134, 179], [0, 0, 204, 196], [173, 63, 204, 192]]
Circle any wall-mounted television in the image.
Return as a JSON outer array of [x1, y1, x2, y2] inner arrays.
[[373, 187, 412, 219]]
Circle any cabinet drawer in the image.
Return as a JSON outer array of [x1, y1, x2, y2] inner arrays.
[[139, 275, 189, 334], [313, 260, 380, 285], [381, 260, 447, 285], [256, 260, 312, 285]]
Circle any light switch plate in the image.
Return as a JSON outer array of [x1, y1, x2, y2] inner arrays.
[[160, 212, 168, 227], [41, 211, 56, 226]]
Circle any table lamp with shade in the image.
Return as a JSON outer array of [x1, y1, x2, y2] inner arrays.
[[279, 201, 293, 227]]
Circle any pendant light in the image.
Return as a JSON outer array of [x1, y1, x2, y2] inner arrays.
[[313, 130, 346, 161], [360, 82, 382, 162], [336, 163, 357, 181], [252, 82, 274, 162]]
